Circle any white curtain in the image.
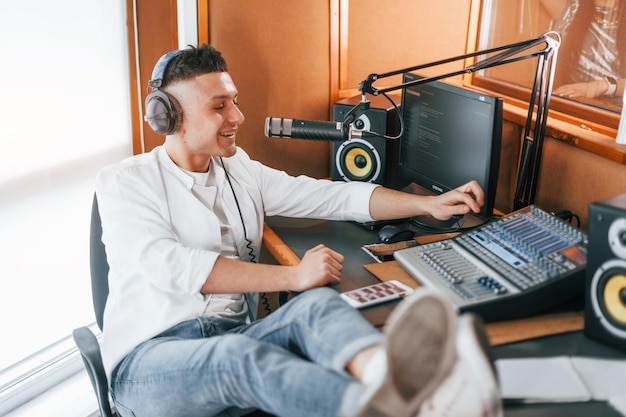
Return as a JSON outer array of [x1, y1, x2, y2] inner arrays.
[[0, 0, 131, 372]]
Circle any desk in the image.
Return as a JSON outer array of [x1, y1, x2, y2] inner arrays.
[[263, 216, 626, 417], [263, 216, 396, 326]]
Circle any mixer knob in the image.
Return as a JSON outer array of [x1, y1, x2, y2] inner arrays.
[[495, 286, 507, 295]]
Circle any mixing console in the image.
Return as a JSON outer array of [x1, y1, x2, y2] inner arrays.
[[394, 205, 588, 321]]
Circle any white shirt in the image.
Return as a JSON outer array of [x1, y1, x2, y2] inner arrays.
[[95, 145, 378, 379]]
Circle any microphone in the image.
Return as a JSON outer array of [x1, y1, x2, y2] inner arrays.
[[264, 117, 363, 142]]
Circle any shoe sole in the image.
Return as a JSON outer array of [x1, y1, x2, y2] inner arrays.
[[357, 290, 457, 417], [456, 314, 503, 417]]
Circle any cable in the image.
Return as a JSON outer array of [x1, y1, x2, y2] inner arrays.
[[220, 157, 256, 263], [551, 209, 581, 228], [220, 157, 272, 315], [361, 91, 404, 141]]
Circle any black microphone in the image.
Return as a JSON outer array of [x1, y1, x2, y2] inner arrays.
[[264, 117, 363, 142]]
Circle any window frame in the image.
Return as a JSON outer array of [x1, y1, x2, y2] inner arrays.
[[466, 0, 626, 165], [0, 328, 96, 415], [472, 73, 621, 134], [470, 0, 622, 131]]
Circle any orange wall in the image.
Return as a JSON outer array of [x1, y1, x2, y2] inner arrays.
[[343, 1, 473, 95], [204, 0, 475, 178]]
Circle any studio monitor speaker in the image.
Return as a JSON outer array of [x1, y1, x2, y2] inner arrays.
[[585, 193, 626, 350], [332, 95, 405, 189]]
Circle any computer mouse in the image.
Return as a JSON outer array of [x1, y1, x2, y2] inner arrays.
[[378, 224, 415, 244]]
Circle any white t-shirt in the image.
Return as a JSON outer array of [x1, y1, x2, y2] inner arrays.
[[185, 166, 248, 321]]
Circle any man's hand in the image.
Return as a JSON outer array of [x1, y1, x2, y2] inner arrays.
[[292, 244, 344, 292], [427, 180, 484, 221]]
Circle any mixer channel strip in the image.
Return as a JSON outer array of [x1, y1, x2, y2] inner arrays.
[[393, 206, 588, 321]]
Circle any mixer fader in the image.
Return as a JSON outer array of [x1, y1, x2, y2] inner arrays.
[[394, 205, 588, 321]]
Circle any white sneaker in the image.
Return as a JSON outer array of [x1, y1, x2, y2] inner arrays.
[[357, 289, 457, 417], [356, 289, 502, 417], [417, 314, 503, 417]]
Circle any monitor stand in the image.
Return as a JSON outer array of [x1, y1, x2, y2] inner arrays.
[[353, 218, 409, 231], [410, 214, 465, 231]]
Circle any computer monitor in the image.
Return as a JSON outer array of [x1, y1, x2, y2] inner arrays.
[[398, 73, 503, 229]]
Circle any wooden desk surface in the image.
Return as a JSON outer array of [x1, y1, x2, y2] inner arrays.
[[263, 222, 585, 346]]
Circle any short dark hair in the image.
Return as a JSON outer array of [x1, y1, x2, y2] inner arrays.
[[162, 44, 228, 88]]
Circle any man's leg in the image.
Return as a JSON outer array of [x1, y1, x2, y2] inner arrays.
[[110, 317, 361, 417], [417, 314, 503, 417], [355, 289, 503, 417], [234, 285, 502, 417], [235, 285, 502, 417], [237, 286, 385, 374]]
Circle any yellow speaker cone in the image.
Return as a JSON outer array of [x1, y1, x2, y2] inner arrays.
[[345, 148, 372, 178], [334, 138, 381, 182], [604, 274, 626, 325]]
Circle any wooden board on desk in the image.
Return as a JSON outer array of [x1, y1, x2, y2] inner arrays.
[[363, 260, 584, 346], [363, 260, 421, 290]]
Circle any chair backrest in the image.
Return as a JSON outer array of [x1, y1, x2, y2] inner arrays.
[[90, 194, 110, 331]]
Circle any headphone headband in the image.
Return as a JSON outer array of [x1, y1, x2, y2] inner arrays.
[[148, 49, 183, 90]]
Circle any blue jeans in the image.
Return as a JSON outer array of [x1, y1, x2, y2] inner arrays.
[[110, 287, 385, 417]]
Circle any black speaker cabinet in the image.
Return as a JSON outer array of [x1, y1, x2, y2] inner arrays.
[[585, 193, 626, 350], [332, 95, 406, 189]]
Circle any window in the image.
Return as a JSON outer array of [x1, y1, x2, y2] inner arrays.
[[0, 0, 130, 412], [474, 0, 624, 130]]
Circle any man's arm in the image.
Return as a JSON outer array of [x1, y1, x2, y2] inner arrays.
[[553, 78, 626, 99], [202, 180, 483, 295], [368, 180, 484, 221], [201, 244, 345, 294]]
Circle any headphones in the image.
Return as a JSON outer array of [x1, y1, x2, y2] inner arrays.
[[144, 50, 183, 135]]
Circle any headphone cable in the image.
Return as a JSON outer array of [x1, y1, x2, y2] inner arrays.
[[220, 157, 272, 316]]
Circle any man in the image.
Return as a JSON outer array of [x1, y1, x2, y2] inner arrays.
[[96, 44, 502, 417]]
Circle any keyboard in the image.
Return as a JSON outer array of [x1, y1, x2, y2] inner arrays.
[[393, 205, 588, 322]]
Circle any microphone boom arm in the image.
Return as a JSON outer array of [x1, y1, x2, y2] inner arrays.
[[352, 31, 560, 211]]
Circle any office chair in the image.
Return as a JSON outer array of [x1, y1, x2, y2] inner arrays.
[[72, 195, 274, 417], [71, 194, 113, 416]]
